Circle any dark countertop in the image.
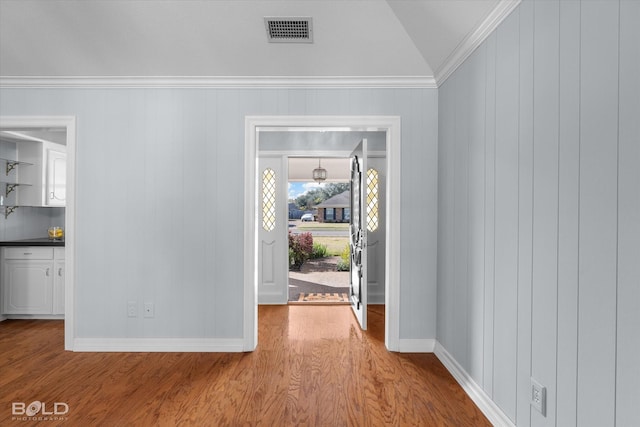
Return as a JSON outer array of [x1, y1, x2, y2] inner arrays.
[[0, 238, 65, 247]]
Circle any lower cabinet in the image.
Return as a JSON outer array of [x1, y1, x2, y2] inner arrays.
[[1, 247, 65, 316], [53, 258, 65, 315]]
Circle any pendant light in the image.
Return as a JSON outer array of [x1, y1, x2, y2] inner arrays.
[[312, 158, 327, 183]]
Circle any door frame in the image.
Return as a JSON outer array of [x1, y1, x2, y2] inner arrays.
[[0, 115, 76, 350], [244, 116, 401, 351]]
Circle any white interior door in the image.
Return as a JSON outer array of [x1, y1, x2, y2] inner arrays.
[[350, 139, 368, 329]]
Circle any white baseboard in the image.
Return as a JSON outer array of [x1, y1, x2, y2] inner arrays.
[[4, 314, 64, 320], [434, 341, 515, 427], [258, 296, 288, 304], [368, 294, 385, 305], [398, 338, 435, 353], [73, 338, 245, 352]]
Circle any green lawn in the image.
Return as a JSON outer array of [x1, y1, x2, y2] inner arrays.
[[294, 221, 349, 231], [312, 236, 349, 256]]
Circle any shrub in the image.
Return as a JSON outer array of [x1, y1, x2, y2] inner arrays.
[[340, 243, 350, 263], [288, 231, 314, 270], [311, 242, 329, 259], [336, 243, 350, 271], [288, 248, 296, 268]]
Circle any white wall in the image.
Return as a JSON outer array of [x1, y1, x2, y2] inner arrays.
[[0, 87, 439, 342], [437, 0, 639, 426]]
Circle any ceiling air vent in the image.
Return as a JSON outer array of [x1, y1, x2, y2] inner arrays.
[[264, 17, 313, 43]]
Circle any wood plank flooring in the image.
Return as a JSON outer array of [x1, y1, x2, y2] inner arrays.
[[0, 305, 490, 426]]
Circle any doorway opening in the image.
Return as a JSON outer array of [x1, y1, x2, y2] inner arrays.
[[287, 160, 351, 304], [0, 116, 76, 351], [245, 116, 401, 352]]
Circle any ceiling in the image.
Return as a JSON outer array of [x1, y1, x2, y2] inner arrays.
[[288, 157, 351, 182], [0, 129, 67, 145], [0, 0, 517, 86]]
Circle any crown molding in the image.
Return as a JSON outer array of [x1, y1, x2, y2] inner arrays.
[[434, 0, 521, 86], [0, 75, 437, 89]]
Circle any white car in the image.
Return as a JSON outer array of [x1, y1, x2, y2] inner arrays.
[[301, 213, 314, 222]]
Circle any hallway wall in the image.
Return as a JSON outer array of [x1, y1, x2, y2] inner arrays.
[[0, 87, 439, 344], [437, 0, 639, 426]]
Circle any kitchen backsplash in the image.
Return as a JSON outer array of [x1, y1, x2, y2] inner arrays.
[[0, 206, 65, 241]]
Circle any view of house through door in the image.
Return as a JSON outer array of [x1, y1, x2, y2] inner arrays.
[[247, 116, 401, 351], [284, 146, 385, 331], [287, 158, 351, 305], [254, 124, 390, 343]]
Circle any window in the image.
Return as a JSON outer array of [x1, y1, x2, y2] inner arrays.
[[325, 208, 335, 221], [366, 168, 379, 232], [262, 168, 276, 231], [344, 207, 350, 221]]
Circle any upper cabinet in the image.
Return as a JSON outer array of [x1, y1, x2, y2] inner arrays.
[[14, 140, 66, 208], [46, 148, 66, 206], [0, 133, 67, 211]]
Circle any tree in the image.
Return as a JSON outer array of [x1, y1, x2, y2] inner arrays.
[[294, 183, 350, 209]]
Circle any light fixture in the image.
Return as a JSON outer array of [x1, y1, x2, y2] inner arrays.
[[312, 158, 327, 183]]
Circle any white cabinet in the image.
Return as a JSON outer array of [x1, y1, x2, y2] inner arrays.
[[1, 247, 65, 316], [53, 248, 65, 314], [15, 141, 66, 207], [2, 259, 53, 314], [46, 149, 66, 206]]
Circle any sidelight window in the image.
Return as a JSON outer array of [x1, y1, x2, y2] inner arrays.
[[366, 168, 379, 232], [262, 168, 276, 231]]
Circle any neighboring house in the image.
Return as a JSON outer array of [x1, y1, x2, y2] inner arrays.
[[315, 191, 350, 223]]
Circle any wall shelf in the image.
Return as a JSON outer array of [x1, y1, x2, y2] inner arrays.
[[0, 157, 34, 217], [1, 181, 32, 197], [0, 157, 33, 176], [3, 206, 18, 219]]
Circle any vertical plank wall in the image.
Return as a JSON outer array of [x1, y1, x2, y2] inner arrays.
[[0, 87, 439, 342], [436, 1, 639, 426]]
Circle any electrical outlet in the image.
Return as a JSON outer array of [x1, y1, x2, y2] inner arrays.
[[531, 377, 546, 416], [143, 302, 154, 318], [127, 301, 137, 318]]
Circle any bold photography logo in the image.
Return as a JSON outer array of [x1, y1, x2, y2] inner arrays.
[[12, 401, 69, 420]]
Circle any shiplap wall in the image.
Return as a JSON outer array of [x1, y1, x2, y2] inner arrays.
[[0, 88, 439, 341], [437, 1, 639, 426]]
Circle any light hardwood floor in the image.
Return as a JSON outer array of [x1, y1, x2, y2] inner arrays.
[[0, 305, 490, 426]]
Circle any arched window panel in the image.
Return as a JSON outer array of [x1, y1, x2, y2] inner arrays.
[[366, 168, 379, 232], [262, 168, 276, 231]]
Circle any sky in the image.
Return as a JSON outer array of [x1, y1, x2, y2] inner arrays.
[[288, 182, 325, 200]]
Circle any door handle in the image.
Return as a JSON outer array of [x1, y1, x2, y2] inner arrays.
[[46, 268, 50, 276], [58, 268, 63, 277]]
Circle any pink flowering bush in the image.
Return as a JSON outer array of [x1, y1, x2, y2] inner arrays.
[[288, 231, 313, 270]]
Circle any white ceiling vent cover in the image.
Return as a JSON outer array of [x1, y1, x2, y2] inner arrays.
[[264, 17, 313, 43]]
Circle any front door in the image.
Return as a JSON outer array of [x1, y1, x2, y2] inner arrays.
[[350, 139, 368, 329]]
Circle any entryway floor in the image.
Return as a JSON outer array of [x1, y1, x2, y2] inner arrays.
[[288, 256, 349, 304]]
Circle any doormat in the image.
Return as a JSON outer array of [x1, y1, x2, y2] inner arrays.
[[294, 292, 350, 304]]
